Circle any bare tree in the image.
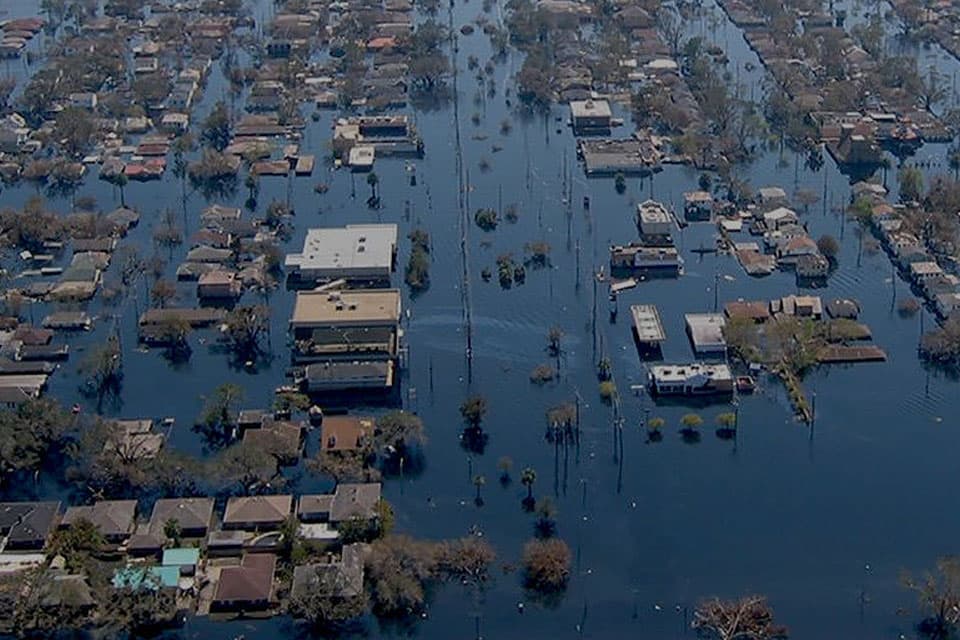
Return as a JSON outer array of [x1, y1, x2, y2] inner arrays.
[[902, 556, 960, 639], [692, 595, 788, 640]]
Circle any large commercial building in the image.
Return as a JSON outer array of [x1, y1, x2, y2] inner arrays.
[[284, 224, 397, 285], [290, 289, 402, 393]]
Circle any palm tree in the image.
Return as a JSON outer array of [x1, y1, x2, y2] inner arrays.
[[520, 467, 536, 502], [366, 171, 379, 198], [497, 456, 513, 485], [473, 474, 486, 506]]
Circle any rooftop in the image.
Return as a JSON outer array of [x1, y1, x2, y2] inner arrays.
[[684, 313, 727, 352], [223, 495, 292, 526], [630, 304, 666, 342], [637, 200, 672, 224], [321, 415, 374, 452], [649, 362, 732, 383], [570, 99, 612, 119], [291, 289, 401, 327], [284, 224, 397, 277], [214, 554, 276, 604]]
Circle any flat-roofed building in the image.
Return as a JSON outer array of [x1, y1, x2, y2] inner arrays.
[[684, 313, 727, 355], [629, 304, 666, 345], [291, 289, 401, 333], [570, 99, 612, 134], [285, 224, 397, 284], [291, 289, 401, 392], [303, 360, 395, 392], [637, 200, 673, 236], [648, 363, 733, 396]]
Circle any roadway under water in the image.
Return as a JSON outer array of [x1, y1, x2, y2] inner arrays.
[[2, 0, 960, 637]]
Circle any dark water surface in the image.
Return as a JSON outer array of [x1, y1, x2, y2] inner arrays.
[[3, 0, 960, 637]]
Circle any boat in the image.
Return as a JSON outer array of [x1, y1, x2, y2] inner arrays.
[[735, 376, 756, 393]]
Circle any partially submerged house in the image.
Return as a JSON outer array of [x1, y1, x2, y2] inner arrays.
[[284, 224, 398, 286]]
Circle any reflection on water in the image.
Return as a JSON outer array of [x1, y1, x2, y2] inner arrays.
[[3, 0, 960, 637]]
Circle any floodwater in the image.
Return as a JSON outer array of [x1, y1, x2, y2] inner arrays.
[[3, 0, 960, 637]]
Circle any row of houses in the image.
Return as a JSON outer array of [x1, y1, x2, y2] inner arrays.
[[0, 483, 381, 613], [854, 183, 960, 319], [610, 200, 684, 277]]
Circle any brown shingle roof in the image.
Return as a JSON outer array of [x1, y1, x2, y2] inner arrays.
[[223, 495, 292, 526], [213, 554, 276, 604]]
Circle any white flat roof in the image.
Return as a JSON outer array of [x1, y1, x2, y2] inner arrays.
[[285, 224, 397, 275], [570, 99, 612, 119], [650, 362, 731, 382], [638, 200, 672, 223], [630, 304, 666, 342], [685, 313, 727, 350]]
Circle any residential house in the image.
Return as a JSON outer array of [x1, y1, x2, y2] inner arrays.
[[162, 547, 201, 577], [102, 419, 164, 461], [211, 554, 277, 612], [242, 420, 304, 464], [197, 270, 242, 300], [911, 259, 944, 280], [763, 207, 799, 231], [320, 416, 373, 452], [60, 500, 137, 543], [149, 498, 215, 539], [0, 501, 60, 551], [609, 245, 683, 277], [771, 295, 823, 319], [291, 544, 364, 602], [296, 483, 382, 525], [683, 190, 713, 221], [757, 186, 787, 209], [222, 495, 292, 531]]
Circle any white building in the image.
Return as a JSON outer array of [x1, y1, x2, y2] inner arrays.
[[648, 363, 733, 396], [637, 200, 673, 236], [684, 313, 727, 355], [285, 224, 398, 283]]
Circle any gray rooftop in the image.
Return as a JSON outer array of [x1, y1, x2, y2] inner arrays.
[[570, 99, 612, 119], [684, 313, 727, 352], [285, 224, 397, 277]]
